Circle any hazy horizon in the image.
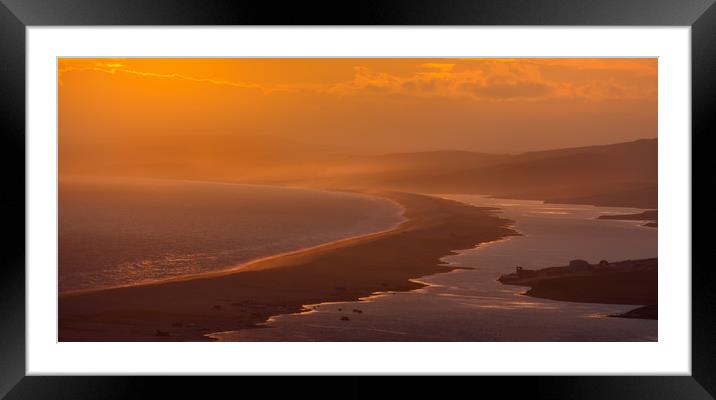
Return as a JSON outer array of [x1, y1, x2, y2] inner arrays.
[[59, 58, 657, 161]]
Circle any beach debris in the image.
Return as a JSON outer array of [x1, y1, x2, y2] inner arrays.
[[155, 330, 170, 337], [340, 316, 350, 321], [352, 309, 363, 314], [171, 321, 183, 327]]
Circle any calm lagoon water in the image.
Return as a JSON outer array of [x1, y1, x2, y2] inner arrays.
[[59, 179, 404, 292], [211, 195, 658, 341]]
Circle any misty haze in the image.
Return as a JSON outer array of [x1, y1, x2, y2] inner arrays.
[[58, 58, 657, 342]]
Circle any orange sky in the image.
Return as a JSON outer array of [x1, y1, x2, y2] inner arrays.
[[59, 58, 657, 177]]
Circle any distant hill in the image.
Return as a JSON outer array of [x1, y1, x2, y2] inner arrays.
[[467, 139, 657, 207], [296, 138, 658, 209], [60, 132, 657, 208]]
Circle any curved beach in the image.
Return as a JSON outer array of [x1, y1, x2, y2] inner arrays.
[[213, 196, 657, 342], [59, 191, 517, 341], [59, 179, 406, 293]]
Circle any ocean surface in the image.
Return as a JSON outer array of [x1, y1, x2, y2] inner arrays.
[[58, 179, 405, 292], [210, 195, 658, 341]]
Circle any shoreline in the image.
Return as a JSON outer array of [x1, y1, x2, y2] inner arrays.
[[60, 195, 407, 297], [59, 191, 518, 341], [208, 248, 505, 341], [597, 209, 657, 228], [498, 258, 658, 319]]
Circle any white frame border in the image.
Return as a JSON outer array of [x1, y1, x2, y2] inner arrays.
[[27, 27, 690, 375]]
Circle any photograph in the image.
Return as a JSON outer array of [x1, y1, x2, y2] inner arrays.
[[57, 57, 659, 342], [2, 0, 712, 395]]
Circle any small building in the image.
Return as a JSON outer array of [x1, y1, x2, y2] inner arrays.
[[568, 259, 591, 271]]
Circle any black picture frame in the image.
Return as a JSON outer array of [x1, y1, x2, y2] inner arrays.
[[0, 0, 712, 397]]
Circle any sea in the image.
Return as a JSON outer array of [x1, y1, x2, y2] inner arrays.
[[58, 178, 405, 292]]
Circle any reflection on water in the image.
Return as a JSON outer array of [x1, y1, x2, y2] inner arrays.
[[211, 195, 657, 341], [59, 179, 404, 292]]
